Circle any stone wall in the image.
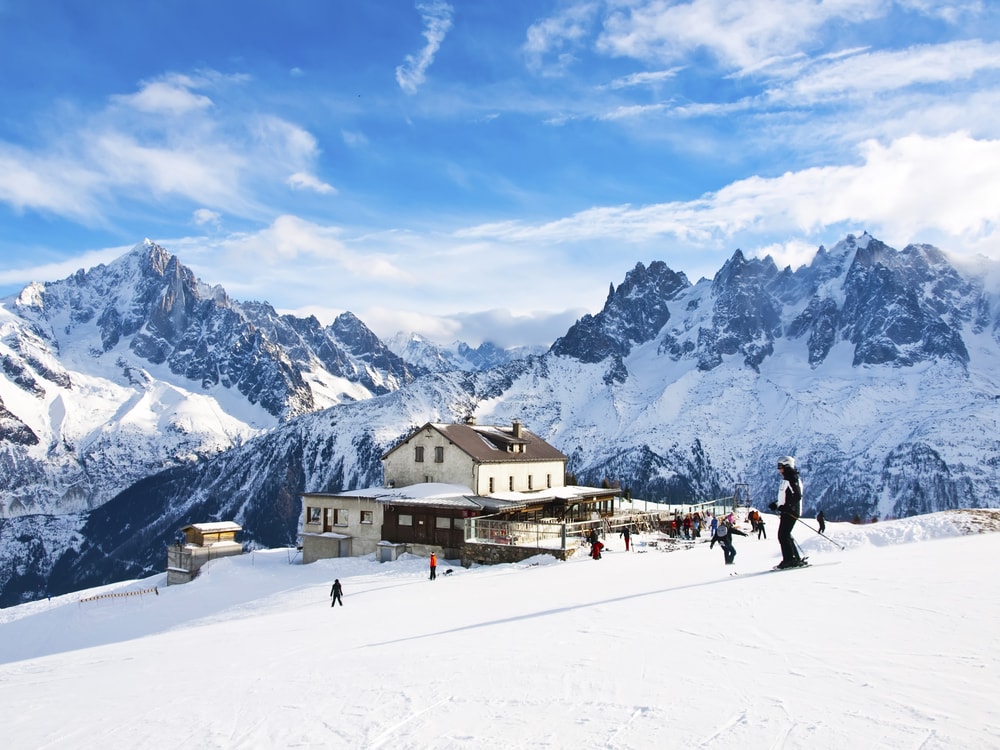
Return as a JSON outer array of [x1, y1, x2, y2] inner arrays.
[[460, 542, 579, 567]]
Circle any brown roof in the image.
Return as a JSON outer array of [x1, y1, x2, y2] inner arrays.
[[382, 421, 567, 465]]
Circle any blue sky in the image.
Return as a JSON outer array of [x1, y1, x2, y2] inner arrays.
[[1, 1, 999, 347]]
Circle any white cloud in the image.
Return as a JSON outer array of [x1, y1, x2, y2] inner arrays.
[[193, 208, 221, 227], [606, 68, 682, 89], [341, 130, 369, 148], [0, 73, 331, 225], [111, 74, 214, 115], [596, 0, 889, 73], [771, 40, 1000, 103], [92, 132, 243, 202], [753, 238, 823, 271], [0, 146, 105, 220], [456, 132, 1000, 260], [395, 1, 454, 94], [217, 215, 410, 281], [287, 172, 336, 194], [523, 2, 599, 73], [597, 102, 668, 120]]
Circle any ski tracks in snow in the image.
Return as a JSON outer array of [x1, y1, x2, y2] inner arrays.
[[696, 709, 749, 747]]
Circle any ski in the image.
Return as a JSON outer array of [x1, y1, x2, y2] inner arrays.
[[771, 557, 810, 571]]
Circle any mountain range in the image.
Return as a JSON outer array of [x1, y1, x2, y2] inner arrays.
[[2, 232, 999, 606]]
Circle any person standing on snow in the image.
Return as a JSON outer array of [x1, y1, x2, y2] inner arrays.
[[620, 525, 631, 551], [816, 510, 826, 534], [709, 519, 746, 565], [429, 552, 437, 580], [330, 578, 343, 607], [770, 456, 804, 568]]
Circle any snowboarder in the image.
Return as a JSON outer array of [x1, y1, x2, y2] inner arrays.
[[429, 552, 437, 580], [591, 540, 604, 560], [756, 515, 767, 540], [709, 520, 746, 565], [620, 525, 631, 551], [330, 578, 343, 607], [817, 510, 826, 534], [770, 456, 805, 568]]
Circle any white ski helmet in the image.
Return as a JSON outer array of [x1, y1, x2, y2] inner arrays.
[[777, 455, 796, 470]]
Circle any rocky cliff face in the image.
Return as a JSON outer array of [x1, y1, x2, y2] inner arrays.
[[0, 240, 423, 518]]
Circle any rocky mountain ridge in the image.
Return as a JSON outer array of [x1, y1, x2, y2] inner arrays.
[[0, 240, 424, 516]]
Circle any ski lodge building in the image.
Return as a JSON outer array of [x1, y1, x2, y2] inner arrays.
[[300, 418, 619, 566]]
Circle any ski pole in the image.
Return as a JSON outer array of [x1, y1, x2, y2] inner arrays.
[[792, 515, 845, 550]]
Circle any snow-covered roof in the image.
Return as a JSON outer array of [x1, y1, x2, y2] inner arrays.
[[182, 521, 242, 533]]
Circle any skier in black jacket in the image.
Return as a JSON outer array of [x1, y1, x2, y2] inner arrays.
[[770, 456, 804, 568]]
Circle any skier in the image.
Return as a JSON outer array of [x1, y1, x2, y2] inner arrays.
[[770, 456, 805, 569], [709, 519, 746, 565], [330, 578, 343, 607], [816, 510, 826, 534]]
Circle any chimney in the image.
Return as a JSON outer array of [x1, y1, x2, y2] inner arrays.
[[512, 419, 522, 438]]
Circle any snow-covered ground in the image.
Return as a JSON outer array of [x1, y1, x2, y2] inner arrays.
[[1, 511, 998, 749]]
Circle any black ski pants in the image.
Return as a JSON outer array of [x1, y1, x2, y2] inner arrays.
[[777, 513, 800, 563]]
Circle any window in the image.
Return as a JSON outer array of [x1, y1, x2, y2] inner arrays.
[[434, 446, 444, 463], [547, 474, 552, 488], [307, 507, 321, 524], [399, 514, 413, 526], [528, 475, 533, 490], [361, 510, 374, 525], [488, 477, 495, 493], [509, 476, 514, 491], [414, 446, 424, 462], [334, 508, 348, 526], [436, 517, 451, 530]]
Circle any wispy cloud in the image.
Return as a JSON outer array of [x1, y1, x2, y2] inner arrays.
[[606, 68, 682, 89], [769, 39, 1000, 103], [456, 133, 1000, 256], [596, 0, 893, 73], [218, 215, 410, 281], [0, 145, 105, 221], [523, 2, 599, 74], [287, 172, 336, 194], [396, 1, 454, 94], [193, 208, 221, 227], [110, 74, 214, 115], [0, 72, 328, 225]]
